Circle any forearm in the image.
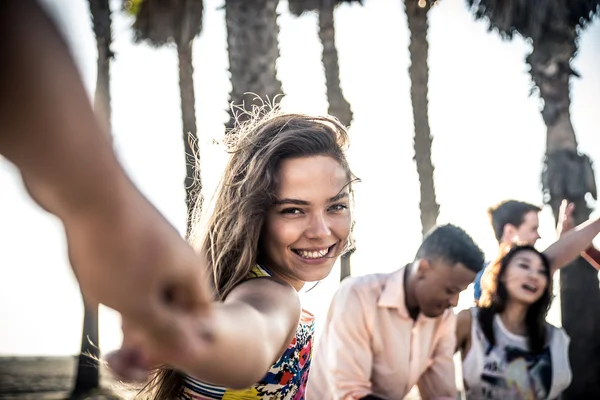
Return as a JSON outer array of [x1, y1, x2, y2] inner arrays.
[[544, 217, 600, 273], [0, 0, 128, 220], [184, 301, 291, 389]]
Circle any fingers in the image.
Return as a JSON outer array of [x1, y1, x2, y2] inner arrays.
[[114, 311, 210, 382], [559, 199, 575, 217], [105, 348, 150, 383]]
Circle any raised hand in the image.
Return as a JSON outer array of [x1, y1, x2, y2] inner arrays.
[[556, 199, 576, 238]]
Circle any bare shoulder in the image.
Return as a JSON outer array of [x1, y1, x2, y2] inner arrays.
[[456, 309, 473, 339], [226, 277, 301, 321]]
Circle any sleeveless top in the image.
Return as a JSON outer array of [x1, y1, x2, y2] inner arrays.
[[462, 308, 571, 400], [179, 265, 315, 400]]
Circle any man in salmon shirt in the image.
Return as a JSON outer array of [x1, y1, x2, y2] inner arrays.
[[307, 224, 485, 400]]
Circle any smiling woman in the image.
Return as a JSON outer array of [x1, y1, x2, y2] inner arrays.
[[455, 226, 600, 400], [116, 109, 361, 399]]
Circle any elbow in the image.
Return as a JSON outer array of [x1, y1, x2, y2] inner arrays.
[[226, 354, 271, 390], [212, 332, 274, 390], [222, 346, 273, 389]]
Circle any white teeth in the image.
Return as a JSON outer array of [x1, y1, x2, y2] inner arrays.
[[296, 248, 329, 259], [523, 284, 537, 292]]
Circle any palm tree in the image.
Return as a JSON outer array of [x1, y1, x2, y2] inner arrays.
[[72, 0, 113, 395], [288, 0, 360, 280], [467, 1, 600, 396], [225, 0, 284, 129], [126, 0, 204, 237], [288, 0, 359, 127], [405, 0, 439, 237]]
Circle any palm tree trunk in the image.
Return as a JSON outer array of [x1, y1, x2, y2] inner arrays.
[[177, 41, 201, 238], [73, 1, 113, 394], [318, 0, 353, 281], [225, 0, 283, 129], [405, 0, 439, 237], [318, 0, 352, 127], [90, 0, 113, 141], [340, 253, 351, 281], [532, 34, 600, 399], [73, 300, 100, 395]]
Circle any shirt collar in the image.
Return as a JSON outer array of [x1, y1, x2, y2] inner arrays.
[[377, 264, 411, 319]]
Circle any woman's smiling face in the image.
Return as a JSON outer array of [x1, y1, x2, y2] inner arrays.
[[261, 155, 352, 290]]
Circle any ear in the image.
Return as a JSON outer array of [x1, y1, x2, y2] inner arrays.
[[416, 259, 431, 280], [503, 223, 517, 242]]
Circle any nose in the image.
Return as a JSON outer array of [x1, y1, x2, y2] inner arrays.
[[526, 269, 541, 284], [305, 212, 331, 239], [449, 293, 459, 308]]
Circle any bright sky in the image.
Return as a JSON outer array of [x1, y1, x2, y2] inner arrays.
[[1, 0, 599, 357]]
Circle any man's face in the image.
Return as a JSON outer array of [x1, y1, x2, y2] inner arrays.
[[511, 211, 541, 246], [414, 259, 476, 318]]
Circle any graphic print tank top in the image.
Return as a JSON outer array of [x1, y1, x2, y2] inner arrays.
[[180, 265, 315, 400], [462, 308, 571, 400]]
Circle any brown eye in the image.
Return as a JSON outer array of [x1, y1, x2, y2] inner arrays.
[[328, 203, 348, 212], [281, 208, 303, 215]]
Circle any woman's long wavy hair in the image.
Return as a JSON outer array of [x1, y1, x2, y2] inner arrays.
[[477, 244, 552, 354], [137, 108, 356, 399]]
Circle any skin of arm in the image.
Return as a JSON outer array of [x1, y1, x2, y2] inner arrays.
[[0, 0, 213, 368], [545, 216, 600, 274], [113, 277, 302, 388], [455, 309, 472, 355], [556, 201, 600, 271], [184, 277, 301, 388]]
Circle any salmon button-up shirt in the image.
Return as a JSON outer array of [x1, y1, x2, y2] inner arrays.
[[307, 265, 457, 400]]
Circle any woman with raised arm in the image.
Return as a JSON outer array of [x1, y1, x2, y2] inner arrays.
[[455, 203, 600, 399]]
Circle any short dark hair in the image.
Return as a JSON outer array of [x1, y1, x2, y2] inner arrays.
[[487, 200, 541, 243], [415, 224, 485, 273]]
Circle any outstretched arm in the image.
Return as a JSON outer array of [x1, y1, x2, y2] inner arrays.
[[112, 277, 302, 388], [0, 0, 212, 366], [545, 201, 600, 274]]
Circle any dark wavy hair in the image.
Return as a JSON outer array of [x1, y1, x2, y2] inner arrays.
[[478, 244, 552, 354]]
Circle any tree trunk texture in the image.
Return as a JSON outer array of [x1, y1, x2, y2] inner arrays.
[[528, 32, 579, 154], [318, 0, 352, 127], [73, 300, 100, 395], [90, 0, 113, 141], [72, 0, 113, 394], [177, 41, 201, 238], [405, 0, 439, 237], [225, 0, 284, 129], [533, 34, 600, 399], [340, 253, 351, 281]]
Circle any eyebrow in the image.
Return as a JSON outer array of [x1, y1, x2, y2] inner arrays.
[[274, 191, 349, 206], [513, 256, 532, 263]]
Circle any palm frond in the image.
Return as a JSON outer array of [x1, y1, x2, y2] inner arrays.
[[124, 0, 203, 46], [467, 0, 600, 40]]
